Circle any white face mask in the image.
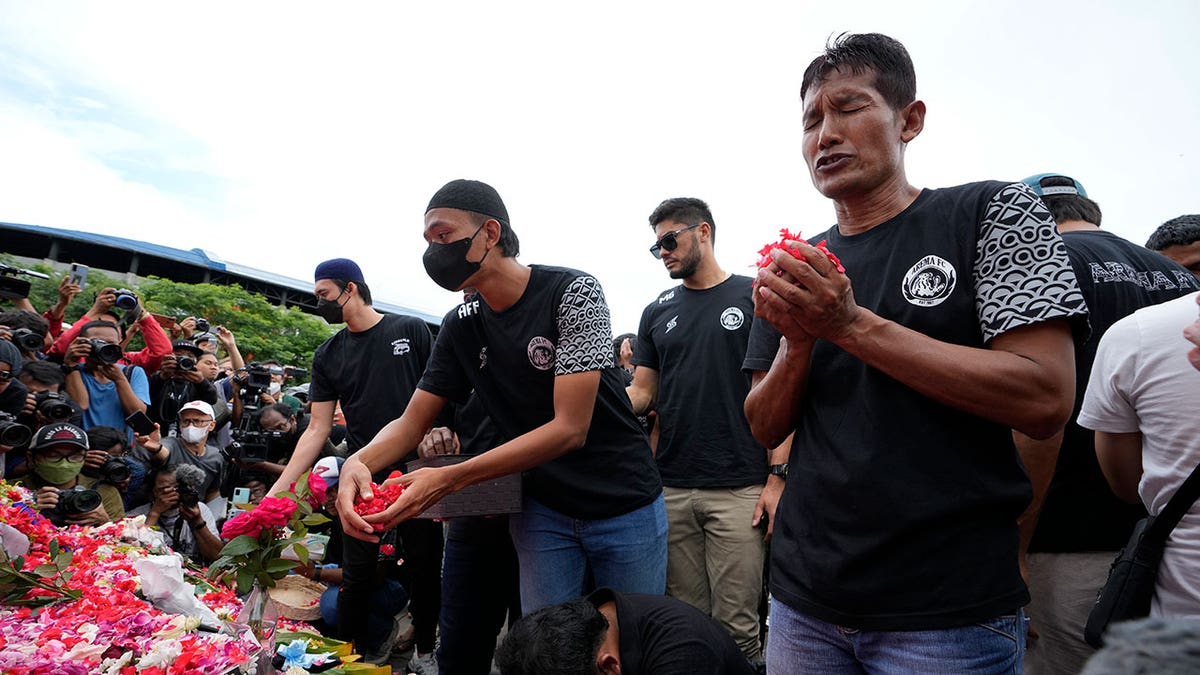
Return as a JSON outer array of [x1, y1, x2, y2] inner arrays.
[[269, 382, 282, 396], [180, 425, 207, 444]]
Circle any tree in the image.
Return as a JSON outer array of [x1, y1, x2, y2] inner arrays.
[[1, 255, 334, 372]]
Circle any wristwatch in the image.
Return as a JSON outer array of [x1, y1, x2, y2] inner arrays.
[[769, 463, 789, 480]]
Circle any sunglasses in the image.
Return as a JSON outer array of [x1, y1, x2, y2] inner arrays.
[[649, 223, 701, 259], [0, 370, 11, 381]]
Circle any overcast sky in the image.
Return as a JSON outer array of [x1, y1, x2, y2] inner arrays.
[[2, 1, 1197, 333]]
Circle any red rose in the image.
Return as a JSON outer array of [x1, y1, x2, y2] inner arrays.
[[220, 511, 264, 540]]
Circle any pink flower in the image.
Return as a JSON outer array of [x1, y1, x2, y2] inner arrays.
[[306, 472, 327, 507], [220, 512, 264, 540], [252, 496, 297, 529]]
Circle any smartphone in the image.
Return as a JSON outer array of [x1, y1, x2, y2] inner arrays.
[[232, 487, 251, 505], [151, 313, 177, 330], [68, 263, 88, 287], [124, 410, 156, 435]]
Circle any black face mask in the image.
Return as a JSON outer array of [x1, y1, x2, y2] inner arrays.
[[315, 288, 349, 324], [423, 223, 490, 292]]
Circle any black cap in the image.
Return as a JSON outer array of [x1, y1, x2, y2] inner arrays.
[[426, 179, 509, 224], [171, 340, 204, 358], [32, 423, 89, 452]]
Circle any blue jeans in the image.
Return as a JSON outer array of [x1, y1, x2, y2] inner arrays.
[[509, 494, 667, 612], [320, 577, 409, 648], [437, 516, 521, 675], [766, 597, 1027, 674]]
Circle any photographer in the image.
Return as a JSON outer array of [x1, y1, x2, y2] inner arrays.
[[129, 464, 222, 565], [19, 361, 83, 427], [62, 320, 150, 438], [18, 422, 124, 526], [84, 425, 147, 511], [236, 402, 337, 478], [0, 309, 51, 361], [47, 287, 171, 371], [135, 400, 224, 504], [148, 340, 219, 433], [1, 360, 84, 480]]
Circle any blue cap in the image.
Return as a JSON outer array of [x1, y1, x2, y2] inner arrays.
[[314, 258, 365, 284], [1021, 173, 1088, 198]]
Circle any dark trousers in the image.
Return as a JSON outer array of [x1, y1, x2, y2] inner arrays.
[[337, 518, 444, 654], [437, 516, 521, 675]]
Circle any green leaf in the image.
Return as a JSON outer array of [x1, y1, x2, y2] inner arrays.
[[32, 564, 59, 578], [236, 568, 255, 595], [292, 543, 310, 567], [296, 472, 310, 498], [302, 513, 330, 527], [256, 571, 275, 588], [264, 558, 298, 574], [11, 556, 24, 571], [48, 540, 60, 557], [220, 535, 262, 557]]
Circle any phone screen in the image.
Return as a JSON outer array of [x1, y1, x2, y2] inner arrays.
[[151, 313, 177, 329]]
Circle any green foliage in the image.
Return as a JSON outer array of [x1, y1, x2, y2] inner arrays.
[[0, 537, 83, 609], [138, 277, 334, 369], [0, 254, 334, 370]]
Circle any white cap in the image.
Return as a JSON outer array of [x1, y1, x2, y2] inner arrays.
[[178, 400, 215, 419], [313, 456, 343, 486]]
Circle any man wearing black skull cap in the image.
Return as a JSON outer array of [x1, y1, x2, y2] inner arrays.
[[339, 179, 667, 619]]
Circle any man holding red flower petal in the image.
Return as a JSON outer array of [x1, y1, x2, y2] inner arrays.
[[742, 33, 1088, 673]]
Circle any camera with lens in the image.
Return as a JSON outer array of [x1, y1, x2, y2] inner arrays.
[[236, 363, 274, 402], [176, 356, 197, 372], [177, 483, 201, 509], [113, 288, 139, 312], [194, 318, 210, 333], [34, 391, 74, 421], [46, 485, 102, 526], [0, 263, 50, 301], [11, 328, 44, 352], [81, 454, 131, 485], [224, 429, 286, 464], [87, 338, 123, 365], [0, 411, 33, 447]]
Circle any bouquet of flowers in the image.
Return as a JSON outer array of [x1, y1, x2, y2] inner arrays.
[[208, 471, 330, 595]]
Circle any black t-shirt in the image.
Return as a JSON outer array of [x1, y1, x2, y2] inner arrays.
[[743, 182, 1088, 630], [418, 265, 662, 520], [634, 275, 766, 487], [587, 588, 755, 675], [1030, 229, 1200, 553], [309, 314, 433, 459], [452, 393, 506, 456]]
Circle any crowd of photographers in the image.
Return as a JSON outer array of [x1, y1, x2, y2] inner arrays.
[[0, 280, 329, 568]]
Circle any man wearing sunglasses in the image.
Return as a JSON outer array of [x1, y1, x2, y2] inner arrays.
[[742, 33, 1087, 672], [625, 197, 779, 662]]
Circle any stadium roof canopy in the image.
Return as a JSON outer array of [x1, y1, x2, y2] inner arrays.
[[1, 221, 441, 328]]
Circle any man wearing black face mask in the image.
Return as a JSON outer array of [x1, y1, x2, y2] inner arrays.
[[339, 179, 665, 624], [269, 258, 441, 666]]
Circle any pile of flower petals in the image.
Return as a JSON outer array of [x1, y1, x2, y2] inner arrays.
[[0, 481, 258, 674]]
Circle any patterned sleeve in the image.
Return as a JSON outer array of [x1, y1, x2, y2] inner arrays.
[[974, 183, 1088, 342], [555, 275, 616, 376]]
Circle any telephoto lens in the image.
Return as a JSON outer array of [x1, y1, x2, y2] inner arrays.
[[35, 391, 75, 421], [88, 339, 123, 365], [12, 328, 44, 351], [47, 486, 102, 526], [0, 412, 32, 447]]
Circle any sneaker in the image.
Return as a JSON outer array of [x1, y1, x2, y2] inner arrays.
[[409, 651, 438, 675], [363, 616, 403, 666]]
